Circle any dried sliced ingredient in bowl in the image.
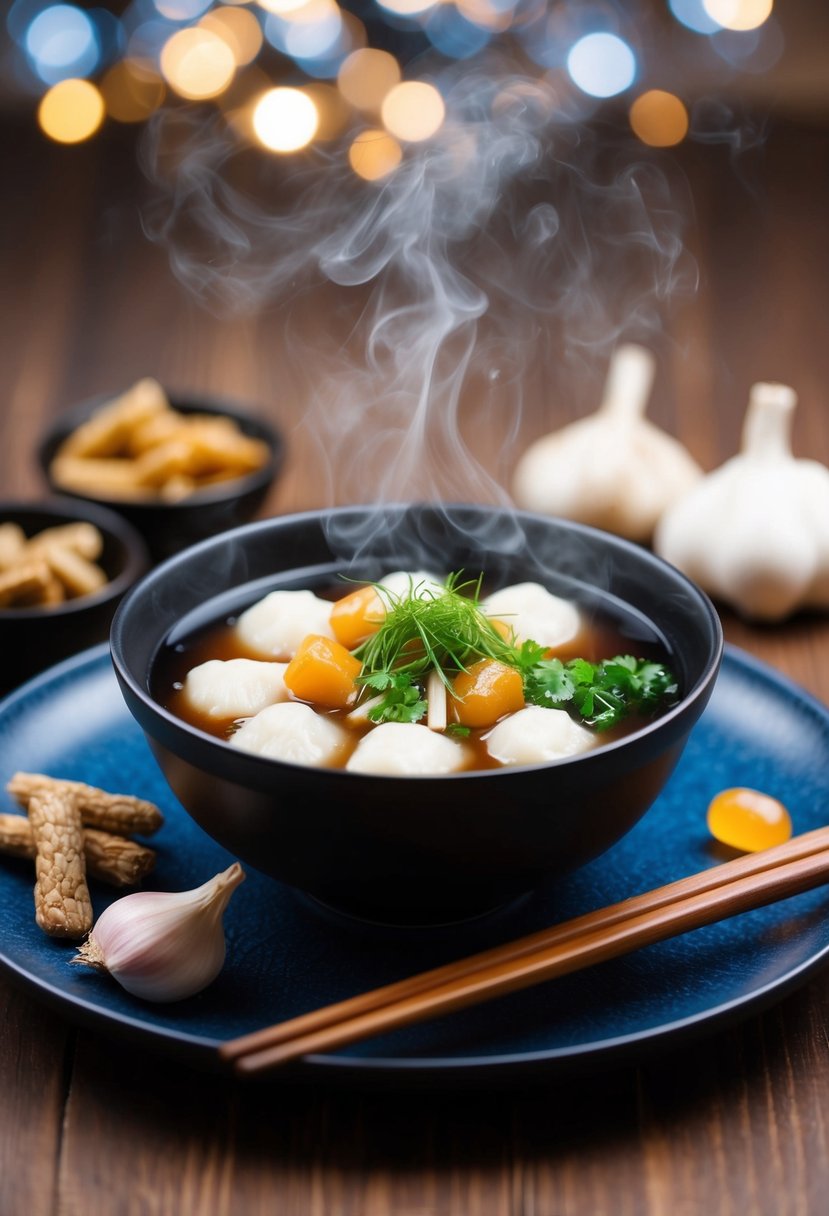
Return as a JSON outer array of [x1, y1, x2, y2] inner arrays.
[[0, 520, 109, 609], [49, 378, 271, 504]]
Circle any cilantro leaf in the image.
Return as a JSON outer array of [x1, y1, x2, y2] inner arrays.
[[363, 671, 427, 725]]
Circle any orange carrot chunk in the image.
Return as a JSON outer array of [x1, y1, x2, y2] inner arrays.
[[329, 585, 385, 649], [450, 659, 525, 728], [284, 635, 362, 710]]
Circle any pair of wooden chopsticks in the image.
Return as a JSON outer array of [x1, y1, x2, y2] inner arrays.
[[219, 826, 829, 1075]]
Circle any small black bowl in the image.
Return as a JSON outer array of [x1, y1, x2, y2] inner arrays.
[[110, 503, 723, 925], [0, 497, 149, 695], [37, 391, 285, 563]]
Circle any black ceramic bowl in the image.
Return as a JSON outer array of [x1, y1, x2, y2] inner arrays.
[[110, 503, 723, 923], [37, 391, 284, 563], [0, 497, 149, 695]]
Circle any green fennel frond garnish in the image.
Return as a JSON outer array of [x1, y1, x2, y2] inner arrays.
[[355, 572, 514, 691]]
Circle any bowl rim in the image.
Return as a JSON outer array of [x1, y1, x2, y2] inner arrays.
[[37, 389, 285, 513], [0, 495, 150, 619], [110, 503, 725, 781]]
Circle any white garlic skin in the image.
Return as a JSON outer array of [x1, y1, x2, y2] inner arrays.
[[512, 343, 703, 543], [75, 863, 245, 1003], [654, 383, 829, 622]]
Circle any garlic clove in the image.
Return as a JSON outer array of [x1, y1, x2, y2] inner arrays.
[[512, 343, 703, 543], [72, 862, 245, 1002]]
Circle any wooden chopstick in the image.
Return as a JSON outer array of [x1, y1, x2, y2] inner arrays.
[[220, 827, 829, 1074]]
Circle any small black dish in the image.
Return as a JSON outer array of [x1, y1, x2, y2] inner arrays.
[[37, 391, 285, 562], [0, 497, 149, 694], [110, 503, 724, 925]]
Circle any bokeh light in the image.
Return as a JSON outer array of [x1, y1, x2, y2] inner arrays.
[[200, 7, 264, 66], [425, 6, 491, 59], [337, 47, 400, 112], [154, 0, 214, 19], [38, 77, 105, 143], [253, 86, 319, 151], [25, 4, 99, 85], [629, 90, 689, 146], [160, 27, 237, 100], [256, 0, 311, 13], [703, 0, 773, 31], [101, 59, 166, 123], [375, 0, 439, 16], [566, 33, 637, 98], [381, 81, 445, 142], [668, 0, 722, 34], [349, 128, 403, 180]]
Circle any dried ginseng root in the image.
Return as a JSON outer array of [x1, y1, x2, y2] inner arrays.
[[28, 787, 93, 939], [7, 772, 164, 836], [0, 813, 156, 887]]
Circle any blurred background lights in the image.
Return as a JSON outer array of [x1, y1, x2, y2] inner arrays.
[[25, 5, 99, 85], [629, 90, 689, 146], [38, 77, 104, 142], [704, 0, 773, 31], [375, 0, 439, 18], [566, 32, 637, 99], [381, 80, 445, 141], [256, 0, 311, 13], [160, 26, 236, 100], [253, 86, 318, 150], [348, 128, 403, 180], [337, 48, 400, 112], [425, 6, 491, 59], [199, 6, 264, 65], [101, 59, 166, 123], [153, 0, 214, 20], [668, 0, 722, 34]]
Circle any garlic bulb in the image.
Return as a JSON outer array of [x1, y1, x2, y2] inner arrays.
[[72, 863, 245, 1002], [654, 382, 829, 622], [512, 343, 703, 542]]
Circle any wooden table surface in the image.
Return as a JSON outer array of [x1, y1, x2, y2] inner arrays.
[[2, 107, 829, 1216]]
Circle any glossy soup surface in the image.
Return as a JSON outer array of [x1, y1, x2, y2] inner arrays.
[[153, 577, 678, 773]]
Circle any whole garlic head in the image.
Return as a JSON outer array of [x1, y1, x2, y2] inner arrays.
[[512, 344, 703, 543], [654, 382, 829, 622]]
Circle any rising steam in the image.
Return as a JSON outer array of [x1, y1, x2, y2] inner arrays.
[[140, 47, 697, 560]]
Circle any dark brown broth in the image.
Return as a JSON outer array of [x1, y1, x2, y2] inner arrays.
[[155, 580, 677, 772]]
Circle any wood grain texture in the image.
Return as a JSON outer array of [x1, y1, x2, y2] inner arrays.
[[2, 107, 829, 1216]]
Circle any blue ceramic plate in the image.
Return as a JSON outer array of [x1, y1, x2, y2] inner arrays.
[[1, 643, 828, 1087]]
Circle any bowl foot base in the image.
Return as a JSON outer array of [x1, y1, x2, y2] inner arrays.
[[297, 888, 535, 931]]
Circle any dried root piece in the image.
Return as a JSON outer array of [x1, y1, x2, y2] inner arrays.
[[44, 546, 108, 598], [0, 560, 52, 607], [28, 788, 92, 939], [26, 521, 104, 561], [59, 378, 169, 459], [0, 522, 27, 570], [48, 455, 151, 501], [0, 813, 156, 887], [7, 773, 164, 837]]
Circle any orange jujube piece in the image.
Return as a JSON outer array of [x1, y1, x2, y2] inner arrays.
[[283, 634, 362, 710], [329, 585, 385, 649], [450, 659, 525, 728]]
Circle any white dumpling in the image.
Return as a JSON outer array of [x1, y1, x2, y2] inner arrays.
[[183, 658, 290, 720], [346, 722, 468, 775], [484, 705, 595, 766], [482, 582, 580, 648], [377, 570, 444, 601], [235, 589, 335, 659], [230, 702, 348, 766]]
